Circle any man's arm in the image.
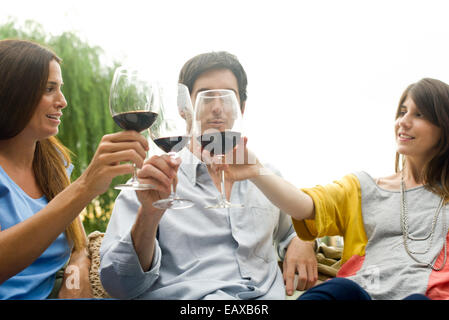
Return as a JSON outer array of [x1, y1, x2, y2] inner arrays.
[[99, 155, 178, 299], [132, 154, 179, 270], [130, 205, 163, 272], [99, 189, 162, 299]]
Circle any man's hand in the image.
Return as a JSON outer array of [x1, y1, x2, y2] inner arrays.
[[135, 154, 181, 211], [283, 237, 318, 295]]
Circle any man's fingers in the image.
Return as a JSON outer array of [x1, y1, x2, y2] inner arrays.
[[137, 164, 173, 192], [283, 260, 296, 296], [151, 155, 180, 179], [306, 262, 318, 290], [296, 264, 308, 291]]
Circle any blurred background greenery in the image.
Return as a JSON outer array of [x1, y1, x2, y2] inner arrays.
[[0, 18, 126, 234]]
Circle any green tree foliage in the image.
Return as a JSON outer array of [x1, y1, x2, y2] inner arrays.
[[0, 18, 127, 234]]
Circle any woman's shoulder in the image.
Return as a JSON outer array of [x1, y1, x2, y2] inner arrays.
[[0, 164, 11, 185], [349, 171, 401, 192], [372, 173, 400, 191]]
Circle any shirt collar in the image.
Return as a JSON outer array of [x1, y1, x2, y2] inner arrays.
[[178, 148, 205, 185]]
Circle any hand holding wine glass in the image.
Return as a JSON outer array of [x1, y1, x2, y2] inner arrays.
[[206, 135, 263, 183], [150, 83, 194, 210], [109, 66, 159, 190], [193, 89, 244, 208]]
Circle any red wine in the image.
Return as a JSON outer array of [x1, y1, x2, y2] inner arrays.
[[113, 111, 158, 132], [153, 136, 190, 153], [198, 131, 241, 156]]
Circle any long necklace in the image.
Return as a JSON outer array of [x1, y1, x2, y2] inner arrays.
[[400, 171, 447, 271]]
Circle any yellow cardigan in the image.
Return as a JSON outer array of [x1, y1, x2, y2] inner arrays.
[[292, 174, 367, 265]]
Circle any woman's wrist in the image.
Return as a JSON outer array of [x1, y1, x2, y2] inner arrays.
[[70, 176, 97, 203], [248, 162, 271, 183], [68, 248, 91, 269]]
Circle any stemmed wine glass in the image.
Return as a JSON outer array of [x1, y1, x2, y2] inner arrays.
[[193, 89, 244, 209], [150, 83, 194, 209], [109, 66, 159, 190]]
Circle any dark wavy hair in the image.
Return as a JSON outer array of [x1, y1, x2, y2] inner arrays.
[[395, 78, 449, 201], [0, 39, 86, 250], [178, 51, 248, 111]]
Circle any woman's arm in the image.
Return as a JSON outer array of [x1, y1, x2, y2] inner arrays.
[[0, 131, 149, 284], [0, 180, 95, 284], [58, 247, 93, 299], [249, 168, 315, 221], [208, 137, 316, 221]]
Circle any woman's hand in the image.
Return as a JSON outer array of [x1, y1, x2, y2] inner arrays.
[[205, 137, 263, 182], [58, 248, 93, 299], [77, 130, 149, 198]]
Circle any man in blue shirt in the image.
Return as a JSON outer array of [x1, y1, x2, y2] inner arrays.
[[99, 51, 318, 299]]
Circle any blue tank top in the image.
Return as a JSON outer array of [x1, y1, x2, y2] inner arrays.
[[0, 165, 72, 299]]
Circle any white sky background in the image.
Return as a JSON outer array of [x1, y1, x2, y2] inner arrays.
[[2, 0, 449, 188]]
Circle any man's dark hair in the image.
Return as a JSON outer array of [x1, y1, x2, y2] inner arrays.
[[178, 51, 248, 106]]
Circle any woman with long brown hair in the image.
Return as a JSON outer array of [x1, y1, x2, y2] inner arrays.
[[0, 39, 148, 299], [207, 77, 449, 299]]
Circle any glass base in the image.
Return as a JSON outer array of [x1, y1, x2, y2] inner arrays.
[[114, 183, 155, 191], [205, 199, 244, 209], [153, 197, 194, 210]]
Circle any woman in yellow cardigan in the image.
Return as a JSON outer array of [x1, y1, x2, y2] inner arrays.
[[206, 78, 449, 300]]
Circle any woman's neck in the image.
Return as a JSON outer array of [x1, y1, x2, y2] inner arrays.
[[402, 157, 427, 187]]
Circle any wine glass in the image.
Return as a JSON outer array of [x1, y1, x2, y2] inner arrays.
[[193, 89, 244, 209], [150, 83, 194, 209], [109, 66, 159, 190]]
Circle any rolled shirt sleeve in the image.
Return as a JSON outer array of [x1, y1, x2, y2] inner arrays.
[[273, 213, 296, 261]]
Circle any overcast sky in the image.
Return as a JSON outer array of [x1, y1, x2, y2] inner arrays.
[[2, 0, 449, 187]]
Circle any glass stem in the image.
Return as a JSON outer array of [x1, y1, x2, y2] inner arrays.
[[220, 168, 226, 204], [168, 152, 177, 199], [131, 163, 139, 185], [169, 182, 175, 200]]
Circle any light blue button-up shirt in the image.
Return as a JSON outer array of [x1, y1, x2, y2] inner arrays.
[[99, 149, 296, 300]]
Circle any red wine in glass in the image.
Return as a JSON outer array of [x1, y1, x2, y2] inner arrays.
[[113, 110, 158, 132], [193, 89, 244, 209], [150, 83, 194, 210], [199, 130, 241, 156], [109, 66, 159, 190], [153, 135, 190, 153]]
